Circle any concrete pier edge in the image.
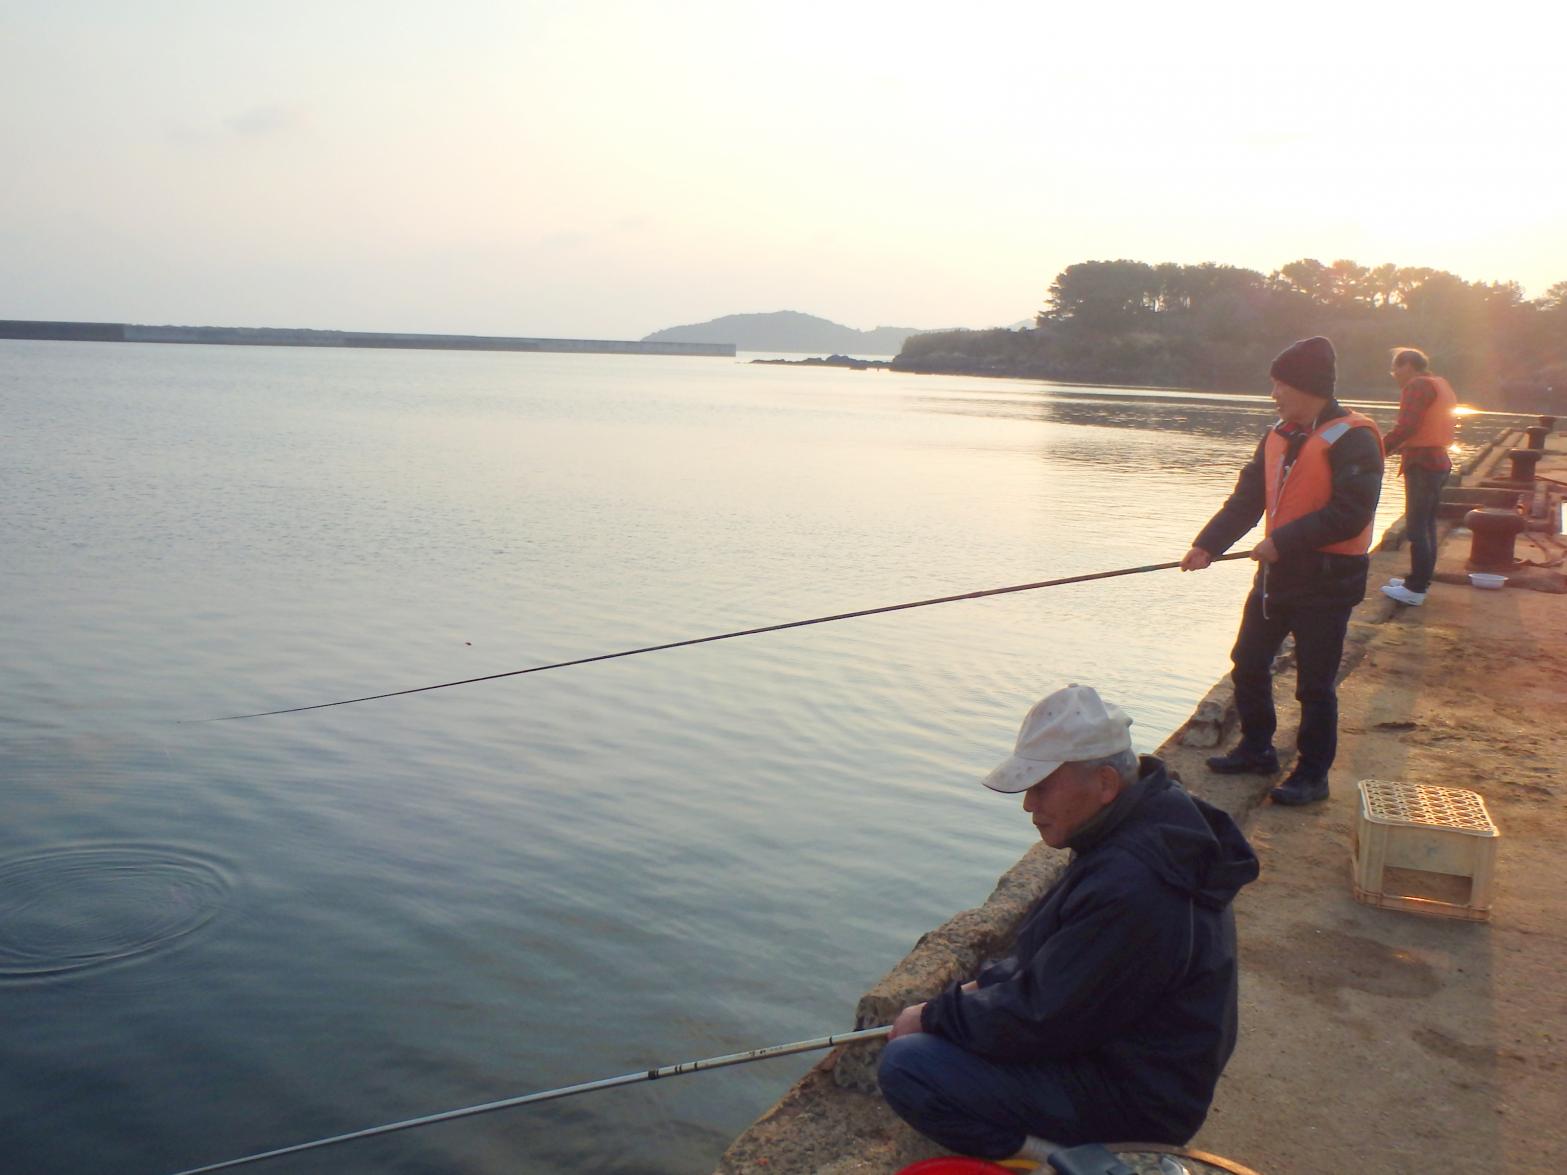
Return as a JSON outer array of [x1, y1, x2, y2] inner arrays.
[[713, 423, 1532, 1174], [0, 319, 736, 358]]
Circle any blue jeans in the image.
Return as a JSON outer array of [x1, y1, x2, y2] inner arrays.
[[1404, 465, 1449, 594], [878, 1033, 1087, 1159], [1230, 590, 1352, 779]]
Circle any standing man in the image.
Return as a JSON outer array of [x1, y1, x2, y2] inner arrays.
[[1180, 336, 1384, 806], [1379, 347, 1458, 606], [877, 685, 1258, 1161]]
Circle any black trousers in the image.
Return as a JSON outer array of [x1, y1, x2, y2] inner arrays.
[[1229, 588, 1353, 778]]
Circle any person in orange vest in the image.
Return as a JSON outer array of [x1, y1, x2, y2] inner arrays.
[[1379, 347, 1458, 606], [1179, 337, 1384, 806]]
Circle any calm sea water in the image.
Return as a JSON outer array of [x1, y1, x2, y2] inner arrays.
[[0, 341, 1456, 1174]]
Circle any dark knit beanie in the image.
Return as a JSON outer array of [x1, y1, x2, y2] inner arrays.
[[1269, 336, 1337, 398]]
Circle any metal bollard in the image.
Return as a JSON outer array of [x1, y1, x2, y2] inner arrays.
[[1464, 508, 1527, 570], [1506, 448, 1544, 482]]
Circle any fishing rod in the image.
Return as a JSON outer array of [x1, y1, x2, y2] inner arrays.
[[166, 1025, 892, 1174], [204, 553, 1252, 721]]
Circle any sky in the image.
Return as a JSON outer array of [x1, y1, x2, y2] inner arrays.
[[3, 0, 1564, 340]]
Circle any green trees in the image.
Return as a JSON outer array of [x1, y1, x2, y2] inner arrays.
[[1042, 260, 1269, 324], [1042, 261, 1162, 326], [901, 257, 1566, 409]]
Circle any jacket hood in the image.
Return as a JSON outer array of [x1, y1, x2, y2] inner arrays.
[[1073, 756, 1259, 909]]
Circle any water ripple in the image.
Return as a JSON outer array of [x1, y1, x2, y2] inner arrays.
[[0, 846, 232, 978]]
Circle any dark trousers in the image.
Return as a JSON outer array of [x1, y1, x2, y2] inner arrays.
[[878, 1033, 1090, 1158], [1404, 465, 1449, 594], [1230, 589, 1352, 778]]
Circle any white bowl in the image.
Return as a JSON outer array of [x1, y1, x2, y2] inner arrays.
[[1469, 572, 1508, 590]]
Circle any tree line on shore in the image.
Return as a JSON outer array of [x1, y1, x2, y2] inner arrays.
[[894, 259, 1567, 410]]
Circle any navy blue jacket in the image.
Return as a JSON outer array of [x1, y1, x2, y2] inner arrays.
[[920, 758, 1259, 1144]]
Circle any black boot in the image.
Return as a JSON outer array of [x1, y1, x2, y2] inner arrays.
[[1270, 769, 1329, 806], [1205, 744, 1280, 775]]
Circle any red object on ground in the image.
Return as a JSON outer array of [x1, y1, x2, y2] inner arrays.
[[896, 1159, 1018, 1174]]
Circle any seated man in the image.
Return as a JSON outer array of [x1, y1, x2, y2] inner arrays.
[[878, 684, 1259, 1161]]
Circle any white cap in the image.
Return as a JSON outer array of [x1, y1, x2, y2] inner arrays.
[[982, 684, 1134, 794]]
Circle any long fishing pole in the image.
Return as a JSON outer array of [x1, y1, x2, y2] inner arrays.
[[166, 1025, 892, 1174], [202, 553, 1251, 721]]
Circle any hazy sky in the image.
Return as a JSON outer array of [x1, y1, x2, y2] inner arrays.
[[3, 1, 1563, 339]]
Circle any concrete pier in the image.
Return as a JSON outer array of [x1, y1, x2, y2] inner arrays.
[[0, 319, 736, 358], [716, 428, 1567, 1173]]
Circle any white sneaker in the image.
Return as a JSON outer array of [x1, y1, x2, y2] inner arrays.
[[1386, 577, 1405, 588], [1382, 583, 1426, 606]]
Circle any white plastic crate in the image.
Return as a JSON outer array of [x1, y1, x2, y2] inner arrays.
[[1352, 779, 1500, 921]]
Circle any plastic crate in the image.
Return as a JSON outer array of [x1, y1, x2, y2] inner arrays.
[[1352, 780, 1499, 921]]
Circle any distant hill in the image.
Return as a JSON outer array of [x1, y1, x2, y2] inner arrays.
[[642, 310, 926, 354]]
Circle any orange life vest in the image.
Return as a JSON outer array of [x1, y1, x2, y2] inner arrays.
[[1264, 412, 1384, 556], [1404, 375, 1458, 449]]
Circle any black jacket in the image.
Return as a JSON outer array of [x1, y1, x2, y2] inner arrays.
[[920, 758, 1259, 1144], [1193, 400, 1384, 609]]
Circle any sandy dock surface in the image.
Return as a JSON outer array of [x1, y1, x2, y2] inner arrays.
[[1198, 447, 1567, 1173]]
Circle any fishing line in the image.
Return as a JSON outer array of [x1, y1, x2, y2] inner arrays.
[[166, 1025, 892, 1174], [202, 553, 1251, 721]]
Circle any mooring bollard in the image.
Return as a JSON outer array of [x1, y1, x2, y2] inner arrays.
[[1524, 425, 1551, 450], [1464, 508, 1527, 570], [1538, 415, 1557, 431], [1506, 448, 1545, 482]]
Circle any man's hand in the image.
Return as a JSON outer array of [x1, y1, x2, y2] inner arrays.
[[1180, 547, 1212, 572], [1250, 537, 1279, 564], [887, 1003, 926, 1041]]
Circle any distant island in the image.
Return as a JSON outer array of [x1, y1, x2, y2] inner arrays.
[[0, 319, 735, 359], [643, 310, 925, 355], [890, 259, 1567, 412]]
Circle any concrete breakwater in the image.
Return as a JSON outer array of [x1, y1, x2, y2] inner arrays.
[[0, 319, 736, 358], [716, 424, 1563, 1174]]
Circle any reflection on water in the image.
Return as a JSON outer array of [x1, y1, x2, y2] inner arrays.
[[905, 380, 1488, 500], [0, 344, 1468, 1174], [910, 381, 1494, 446]]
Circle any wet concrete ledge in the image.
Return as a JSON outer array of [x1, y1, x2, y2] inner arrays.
[[714, 425, 1546, 1174]]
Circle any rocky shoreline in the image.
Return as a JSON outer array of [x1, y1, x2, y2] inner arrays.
[[751, 354, 891, 370]]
